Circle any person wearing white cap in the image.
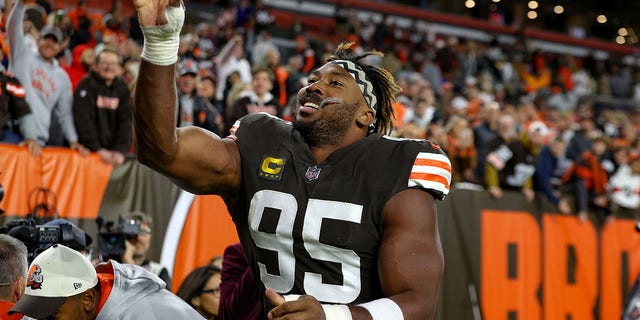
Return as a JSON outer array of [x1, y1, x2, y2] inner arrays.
[[8, 244, 204, 319]]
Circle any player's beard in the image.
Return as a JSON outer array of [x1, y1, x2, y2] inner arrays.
[[293, 102, 359, 148]]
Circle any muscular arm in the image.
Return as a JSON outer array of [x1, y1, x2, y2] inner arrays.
[[376, 188, 444, 319], [133, 0, 241, 197], [134, 61, 241, 197]]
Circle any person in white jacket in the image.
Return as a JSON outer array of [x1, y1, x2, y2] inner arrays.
[[8, 244, 203, 320]]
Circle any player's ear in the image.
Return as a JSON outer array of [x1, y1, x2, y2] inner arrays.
[[356, 107, 375, 129]]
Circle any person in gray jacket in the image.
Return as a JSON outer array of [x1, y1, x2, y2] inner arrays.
[[8, 244, 204, 320], [7, 0, 87, 156]]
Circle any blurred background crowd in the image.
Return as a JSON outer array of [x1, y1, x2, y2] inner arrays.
[[2, 0, 640, 223]]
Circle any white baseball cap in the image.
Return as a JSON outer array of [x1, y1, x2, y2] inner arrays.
[[528, 120, 549, 137], [9, 244, 98, 318]]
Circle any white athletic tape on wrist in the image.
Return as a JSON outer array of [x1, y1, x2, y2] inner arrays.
[[357, 298, 404, 320], [140, 5, 185, 66], [321, 304, 353, 320]]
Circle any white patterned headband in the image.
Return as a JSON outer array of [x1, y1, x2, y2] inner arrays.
[[330, 60, 378, 115]]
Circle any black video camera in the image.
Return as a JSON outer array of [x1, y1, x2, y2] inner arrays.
[[96, 217, 142, 262], [0, 216, 92, 263]]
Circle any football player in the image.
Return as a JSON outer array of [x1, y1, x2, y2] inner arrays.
[[132, 1, 452, 319]]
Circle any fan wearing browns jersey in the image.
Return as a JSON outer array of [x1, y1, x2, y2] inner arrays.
[[132, 1, 452, 319]]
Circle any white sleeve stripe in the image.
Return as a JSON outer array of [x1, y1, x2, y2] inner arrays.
[[411, 166, 451, 177], [409, 179, 450, 194], [416, 151, 451, 162]]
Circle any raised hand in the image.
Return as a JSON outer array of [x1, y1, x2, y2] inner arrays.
[[266, 290, 326, 320], [133, 0, 182, 27]]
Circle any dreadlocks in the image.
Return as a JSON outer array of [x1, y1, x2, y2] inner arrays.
[[326, 42, 400, 135]]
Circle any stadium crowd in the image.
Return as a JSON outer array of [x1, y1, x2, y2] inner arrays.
[[6, 0, 638, 223]]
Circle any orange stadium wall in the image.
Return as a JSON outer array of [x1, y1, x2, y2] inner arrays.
[[1, 144, 639, 319]]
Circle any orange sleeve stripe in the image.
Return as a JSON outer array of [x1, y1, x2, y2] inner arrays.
[[409, 172, 451, 189], [414, 158, 452, 172]]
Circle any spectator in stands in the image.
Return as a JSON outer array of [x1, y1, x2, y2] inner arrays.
[[420, 50, 444, 97], [485, 114, 537, 202], [9, 244, 203, 319], [519, 51, 551, 93], [63, 44, 94, 91], [449, 95, 469, 119], [177, 58, 223, 135], [226, 67, 281, 133], [67, 0, 93, 48], [608, 60, 632, 99], [197, 71, 220, 109], [253, 0, 274, 36], [193, 22, 216, 65], [235, 0, 254, 31], [396, 122, 426, 139], [473, 101, 501, 183], [121, 57, 140, 97], [609, 153, 640, 221], [443, 115, 477, 183], [223, 70, 249, 114], [570, 57, 595, 98], [455, 40, 478, 89], [7, 1, 87, 155], [0, 70, 32, 144], [435, 37, 460, 83], [403, 89, 440, 130], [177, 265, 222, 320], [73, 47, 132, 166], [215, 35, 252, 109], [274, 54, 306, 109], [0, 234, 28, 320], [120, 211, 173, 290], [250, 30, 276, 68], [534, 137, 571, 214], [218, 243, 261, 320], [566, 113, 600, 161], [562, 136, 610, 223]]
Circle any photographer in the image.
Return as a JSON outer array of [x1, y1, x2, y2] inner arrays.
[[0, 234, 28, 320], [120, 211, 172, 290]]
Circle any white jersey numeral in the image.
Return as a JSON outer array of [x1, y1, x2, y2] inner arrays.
[[248, 190, 363, 303]]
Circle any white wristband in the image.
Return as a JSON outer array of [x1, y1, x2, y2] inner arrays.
[[321, 304, 352, 320], [140, 5, 185, 66], [357, 298, 404, 320]]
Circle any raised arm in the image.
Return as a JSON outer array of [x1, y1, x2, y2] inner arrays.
[[133, 0, 240, 197], [6, 0, 27, 59]]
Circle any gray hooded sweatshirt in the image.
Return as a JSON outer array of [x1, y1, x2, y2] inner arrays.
[[95, 260, 205, 320], [7, 2, 78, 145]]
